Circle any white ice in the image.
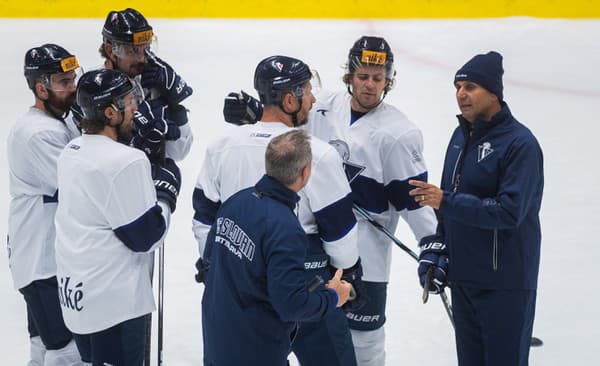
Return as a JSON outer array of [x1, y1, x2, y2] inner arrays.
[[1, 17, 598, 365]]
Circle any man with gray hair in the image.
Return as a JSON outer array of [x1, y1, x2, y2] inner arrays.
[[265, 129, 312, 186], [201, 129, 352, 365]]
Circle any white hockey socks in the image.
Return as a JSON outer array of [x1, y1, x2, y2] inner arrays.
[[44, 339, 82, 366], [350, 327, 386, 366], [27, 336, 45, 366]]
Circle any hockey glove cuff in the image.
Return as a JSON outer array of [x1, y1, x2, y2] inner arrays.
[[418, 234, 449, 294], [151, 158, 181, 213]]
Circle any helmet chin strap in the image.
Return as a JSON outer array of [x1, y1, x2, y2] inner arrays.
[[346, 84, 389, 112], [279, 97, 303, 127]]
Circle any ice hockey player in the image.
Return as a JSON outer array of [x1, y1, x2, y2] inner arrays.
[[97, 7, 193, 163], [222, 37, 439, 366], [54, 69, 180, 365], [7, 43, 83, 366], [202, 129, 353, 365], [193, 55, 364, 366]]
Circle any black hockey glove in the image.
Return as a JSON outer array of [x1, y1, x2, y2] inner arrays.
[[195, 257, 210, 284], [141, 50, 193, 105], [151, 158, 181, 213], [223, 91, 263, 125], [330, 258, 368, 312], [417, 234, 449, 294], [166, 103, 189, 127], [131, 100, 181, 162]]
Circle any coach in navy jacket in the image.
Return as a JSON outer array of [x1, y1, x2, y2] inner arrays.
[[410, 51, 543, 366], [200, 130, 349, 366]]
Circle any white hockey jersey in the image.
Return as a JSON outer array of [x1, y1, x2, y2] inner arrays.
[[305, 90, 437, 282], [7, 107, 79, 290], [55, 134, 168, 334], [192, 121, 359, 269]]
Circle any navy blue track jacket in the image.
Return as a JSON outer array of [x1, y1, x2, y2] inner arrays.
[[201, 175, 339, 366], [438, 103, 544, 290]]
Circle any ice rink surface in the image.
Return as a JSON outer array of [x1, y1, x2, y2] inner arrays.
[[1, 17, 598, 365]]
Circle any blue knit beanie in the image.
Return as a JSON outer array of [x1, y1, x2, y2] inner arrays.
[[454, 51, 504, 101]]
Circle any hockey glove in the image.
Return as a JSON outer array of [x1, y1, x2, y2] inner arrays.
[[223, 91, 263, 125], [131, 100, 181, 162], [195, 257, 210, 284], [330, 258, 369, 312], [166, 103, 189, 127], [417, 234, 449, 294], [151, 158, 181, 213], [141, 50, 193, 105]]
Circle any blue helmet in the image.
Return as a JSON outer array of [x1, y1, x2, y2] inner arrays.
[[76, 69, 141, 122], [24, 44, 79, 90], [254, 55, 312, 105], [346, 36, 394, 79], [102, 8, 153, 46]]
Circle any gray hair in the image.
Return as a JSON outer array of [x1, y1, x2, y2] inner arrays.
[[265, 129, 312, 186]]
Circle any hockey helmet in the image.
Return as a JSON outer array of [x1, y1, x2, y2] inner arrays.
[[24, 44, 80, 90], [346, 36, 395, 80], [76, 69, 143, 122], [254, 55, 313, 105], [102, 8, 153, 46]]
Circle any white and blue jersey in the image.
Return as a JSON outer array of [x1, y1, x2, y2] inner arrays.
[[193, 121, 359, 270], [7, 107, 79, 290], [55, 134, 169, 334], [306, 90, 437, 282]]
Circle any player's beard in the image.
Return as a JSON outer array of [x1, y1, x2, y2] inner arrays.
[[47, 90, 75, 115], [113, 57, 146, 78]]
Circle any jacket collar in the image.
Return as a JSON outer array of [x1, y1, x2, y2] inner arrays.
[[456, 102, 512, 137], [254, 175, 300, 211]]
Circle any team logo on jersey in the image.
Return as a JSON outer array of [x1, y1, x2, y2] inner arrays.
[[329, 139, 365, 183], [477, 142, 494, 162]]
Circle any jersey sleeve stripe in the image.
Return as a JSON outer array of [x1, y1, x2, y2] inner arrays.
[[312, 193, 357, 242], [384, 171, 428, 211], [351, 176, 388, 214], [114, 204, 166, 252], [193, 188, 221, 225]]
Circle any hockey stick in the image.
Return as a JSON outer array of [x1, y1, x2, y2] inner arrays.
[[156, 142, 167, 366], [351, 204, 454, 327], [351, 204, 547, 346], [157, 244, 165, 365]]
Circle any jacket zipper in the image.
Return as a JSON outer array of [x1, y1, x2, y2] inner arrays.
[[451, 129, 472, 192], [493, 229, 498, 271]]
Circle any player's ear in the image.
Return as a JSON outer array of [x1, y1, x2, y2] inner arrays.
[[299, 162, 311, 188], [35, 81, 49, 101]]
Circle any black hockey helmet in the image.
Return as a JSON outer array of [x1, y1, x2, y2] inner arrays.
[[254, 55, 313, 105], [76, 69, 142, 122], [346, 36, 395, 80], [102, 8, 153, 46], [24, 44, 79, 90]]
